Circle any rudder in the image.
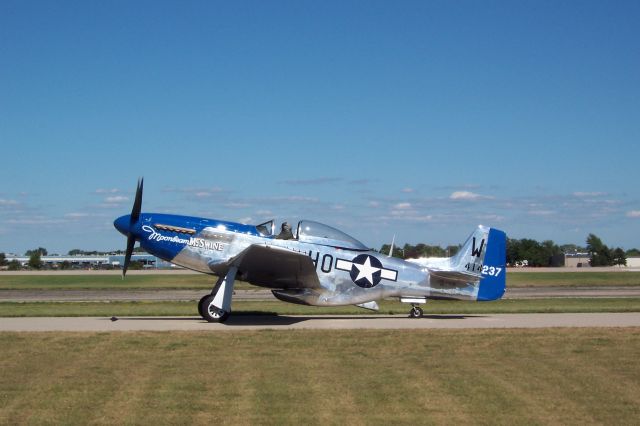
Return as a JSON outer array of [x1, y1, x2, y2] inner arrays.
[[476, 228, 507, 301]]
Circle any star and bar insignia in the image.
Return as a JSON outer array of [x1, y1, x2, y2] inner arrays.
[[336, 254, 398, 288]]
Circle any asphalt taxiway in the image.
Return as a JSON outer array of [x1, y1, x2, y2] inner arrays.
[[1, 313, 639, 331]]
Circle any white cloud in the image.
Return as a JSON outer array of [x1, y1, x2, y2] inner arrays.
[[273, 196, 319, 203], [476, 214, 505, 222], [626, 210, 640, 218], [394, 202, 412, 210], [410, 215, 433, 222], [349, 179, 372, 185], [63, 212, 107, 220], [64, 213, 89, 219], [386, 211, 433, 222], [193, 189, 226, 199], [573, 192, 606, 197], [105, 196, 128, 203], [0, 199, 18, 206], [163, 187, 227, 197], [6, 217, 66, 225], [95, 188, 120, 194], [528, 210, 555, 216], [401, 188, 414, 193], [279, 177, 341, 185], [449, 191, 493, 201], [97, 203, 123, 209]]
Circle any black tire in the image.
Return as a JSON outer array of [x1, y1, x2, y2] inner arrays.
[[409, 306, 423, 318], [201, 294, 230, 323], [198, 295, 209, 318]]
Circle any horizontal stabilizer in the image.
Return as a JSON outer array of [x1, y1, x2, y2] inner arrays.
[[430, 269, 482, 283]]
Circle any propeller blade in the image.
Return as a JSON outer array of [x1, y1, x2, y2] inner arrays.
[[130, 177, 143, 224], [122, 177, 143, 278], [122, 234, 135, 278]]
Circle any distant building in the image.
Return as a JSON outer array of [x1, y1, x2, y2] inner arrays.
[[550, 253, 565, 267], [107, 254, 175, 269], [627, 256, 640, 268], [564, 253, 591, 268], [4, 254, 176, 269]]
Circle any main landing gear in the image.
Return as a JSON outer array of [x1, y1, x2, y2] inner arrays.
[[401, 297, 426, 318], [409, 305, 424, 318], [199, 266, 238, 323]]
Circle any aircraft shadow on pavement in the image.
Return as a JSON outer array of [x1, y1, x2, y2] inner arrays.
[[108, 314, 484, 327], [119, 317, 203, 321], [112, 315, 304, 326], [423, 314, 483, 320], [224, 315, 305, 326], [223, 314, 485, 326]]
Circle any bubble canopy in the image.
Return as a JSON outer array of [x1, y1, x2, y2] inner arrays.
[[295, 220, 368, 250]]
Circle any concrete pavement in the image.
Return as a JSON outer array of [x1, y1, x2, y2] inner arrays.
[[1, 313, 640, 331]]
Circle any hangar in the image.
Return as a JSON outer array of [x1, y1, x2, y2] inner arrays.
[[564, 253, 591, 267], [564, 253, 640, 268], [627, 256, 640, 268]]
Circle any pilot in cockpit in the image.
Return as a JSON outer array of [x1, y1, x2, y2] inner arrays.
[[275, 222, 294, 240]]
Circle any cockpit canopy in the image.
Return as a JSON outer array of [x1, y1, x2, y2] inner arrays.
[[296, 220, 367, 250], [255, 219, 368, 250], [255, 220, 275, 237]]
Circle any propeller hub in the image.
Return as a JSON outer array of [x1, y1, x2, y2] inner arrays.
[[114, 214, 132, 236]]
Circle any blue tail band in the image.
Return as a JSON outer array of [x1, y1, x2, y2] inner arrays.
[[476, 228, 507, 301]]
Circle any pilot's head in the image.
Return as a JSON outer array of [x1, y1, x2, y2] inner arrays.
[[282, 222, 291, 231]]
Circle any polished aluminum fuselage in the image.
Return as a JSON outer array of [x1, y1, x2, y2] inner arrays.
[[134, 213, 480, 306]]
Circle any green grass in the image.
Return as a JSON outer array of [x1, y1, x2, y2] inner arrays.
[[1, 298, 640, 317], [507, 271, 640, 287], [2, 271, 640, 290], [0, 328, 638, 425], [0, 274, 255, 290]]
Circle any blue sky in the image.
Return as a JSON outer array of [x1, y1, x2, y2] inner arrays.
[[1, 0, 639, 255]]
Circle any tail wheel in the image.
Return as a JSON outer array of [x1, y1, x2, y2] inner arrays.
[[409, 306, 423, 318], [201, 294, 230, 323]]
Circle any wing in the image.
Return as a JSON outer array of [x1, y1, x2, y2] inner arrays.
[[209, 244, 320, 289]]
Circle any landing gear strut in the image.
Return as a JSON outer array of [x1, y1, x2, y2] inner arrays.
[[409, 305, 424, 318], [200, 266, 237, 323]]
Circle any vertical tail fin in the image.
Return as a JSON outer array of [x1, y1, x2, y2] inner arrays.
[[451, 226, 507, 301]]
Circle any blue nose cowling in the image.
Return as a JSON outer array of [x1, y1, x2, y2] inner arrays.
[[114, 215, 131, 236]]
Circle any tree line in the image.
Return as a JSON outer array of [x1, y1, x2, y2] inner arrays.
[[584, 234, 629, 267], [379, 243, 461, 259], [379, 233, 638, 267]]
